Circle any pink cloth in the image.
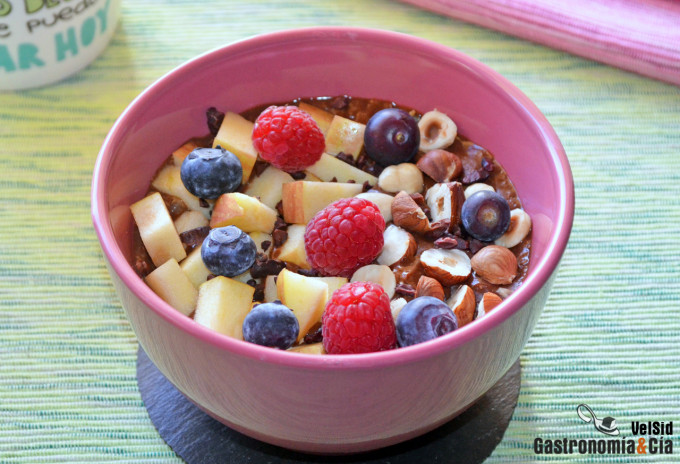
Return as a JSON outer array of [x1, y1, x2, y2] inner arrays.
[[399, 0, 680, 86]]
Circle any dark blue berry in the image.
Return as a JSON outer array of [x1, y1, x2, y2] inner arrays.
[[364, 108, 420, 166], [461, 190, 511, 242], [242, 301, 299, 349], [180, 147, 242, 199], [396, 296, 457, 347], [201, 226, 256, 277]]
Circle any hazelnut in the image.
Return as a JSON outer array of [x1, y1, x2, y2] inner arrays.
[[470, 245, 518, 285], [378, 163, 424, 194], [477, 292, 503, 318], [447, 285, 476, 327], [416, 149, 462, 183], [425, 182, 465, 228], [494, 209, 532, 249], [418, 110, 457, 151], [420, 248, 471, 286], [377, 225, 417, 266], [415, 276, 445, 300], [391, 191, 430, 234]]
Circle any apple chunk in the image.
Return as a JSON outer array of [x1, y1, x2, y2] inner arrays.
[[194, 276, 255, 340], [210, 192, 277, 233], [180, 247, 211, 288], [145, 258, 198, 316], [325, 115, 366, 159], [281, 181, 363, 224], [130, 192, 186, 267], [212, 111, 258, 184], [298, 102, 334, 135], [174, 210, 209, 234], [243, 166, 294, 210], [151, 164, 213, 219], [273, 224, 310, 269], [172, 140, 199, 166], [276, 268, 329, 342], [306, 153, 377, 185]]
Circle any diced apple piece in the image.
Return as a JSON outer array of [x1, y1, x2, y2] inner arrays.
[[274, 225, 310, 269], [281, 181, 363, 224], [174, 210, 209, 234], [325, 115, 366, 159], [151, 164, 212, 219], [263, 275, 278, 302], [298, 102, 334, 135], [355, 191, 394, 223], [145, 258, 198, 316], [232, 270, 256, 284], [306, 153, 377, 185], [302, 171, 322, 182], [276, 269, 329, 342], [249, 232, 273, 257], [243, 166, 294, 209], [212, 112, 258, 184], [210, 192, 277, 233], [194, 276, 255, 340], [179, 247, 211, 288], [172, 140, 199, 166], [288, 343, 326, 355], [130, 192, 186, 267], [310, 277, 348, 298]]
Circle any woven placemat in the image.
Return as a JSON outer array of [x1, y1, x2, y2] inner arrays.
[[1, 0, 679, 462]]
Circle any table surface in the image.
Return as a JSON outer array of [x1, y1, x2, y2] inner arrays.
[[1, 1, 679, 463]]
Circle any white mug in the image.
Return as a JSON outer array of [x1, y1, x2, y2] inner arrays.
[[0, 0, 121, 90]]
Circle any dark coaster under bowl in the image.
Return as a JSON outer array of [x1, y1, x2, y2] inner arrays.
[[137, 347, 521, 464]]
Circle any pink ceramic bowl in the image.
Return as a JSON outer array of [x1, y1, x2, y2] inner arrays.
[[92, 27, 573, 454]]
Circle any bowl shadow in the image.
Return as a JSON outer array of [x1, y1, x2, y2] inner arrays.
[[137, 347, 521, 463]]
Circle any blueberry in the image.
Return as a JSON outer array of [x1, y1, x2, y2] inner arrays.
[[242, 301, 299, 349], [396, 296, 457, 347], [461, 190, 511, 242], [201, 226, 256, 277], [364, 108, 420, 166], [180, 147, 242, 199]]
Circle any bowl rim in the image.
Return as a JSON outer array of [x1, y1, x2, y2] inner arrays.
[[91, 26, 574, 370]]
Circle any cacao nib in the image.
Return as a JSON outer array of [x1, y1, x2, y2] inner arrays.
[[272, 229, 288, 247], [329, 95, 350, 109], [291, 171, 306, 180], [199, 198, 209, 208], [362, 181, 372, 192], [206, 107, 225, 136], [356, 153, 383, 176], [434, 236, 458, 249], [275, 201, 284, 217], [260, 240, 271, 252], [395, 283, 416, 297], [298, 268, 319, 277], [160, 192, 188, 219], [303, 326, 323, 344], [469, 239, 488, 255], [336, 152, 356, 166], [253, 160, 269, 177], [250, 255, 286, 279], [274, 217, 287, 230], [179, 226, 210, 253], [481, 157, 494, 172]]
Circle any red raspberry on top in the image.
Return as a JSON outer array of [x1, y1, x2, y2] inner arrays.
[[304, 198, 385, 277], [252, 106, 325, 173], [322, 282, 397, 354]]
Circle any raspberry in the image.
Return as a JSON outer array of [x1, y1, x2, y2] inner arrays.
[[252, 106, 325, 172], [322, 282, 397, 354], [304, 198, 385, 277]]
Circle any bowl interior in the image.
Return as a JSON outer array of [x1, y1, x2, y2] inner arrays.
[[94, 27, 572, 361]]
